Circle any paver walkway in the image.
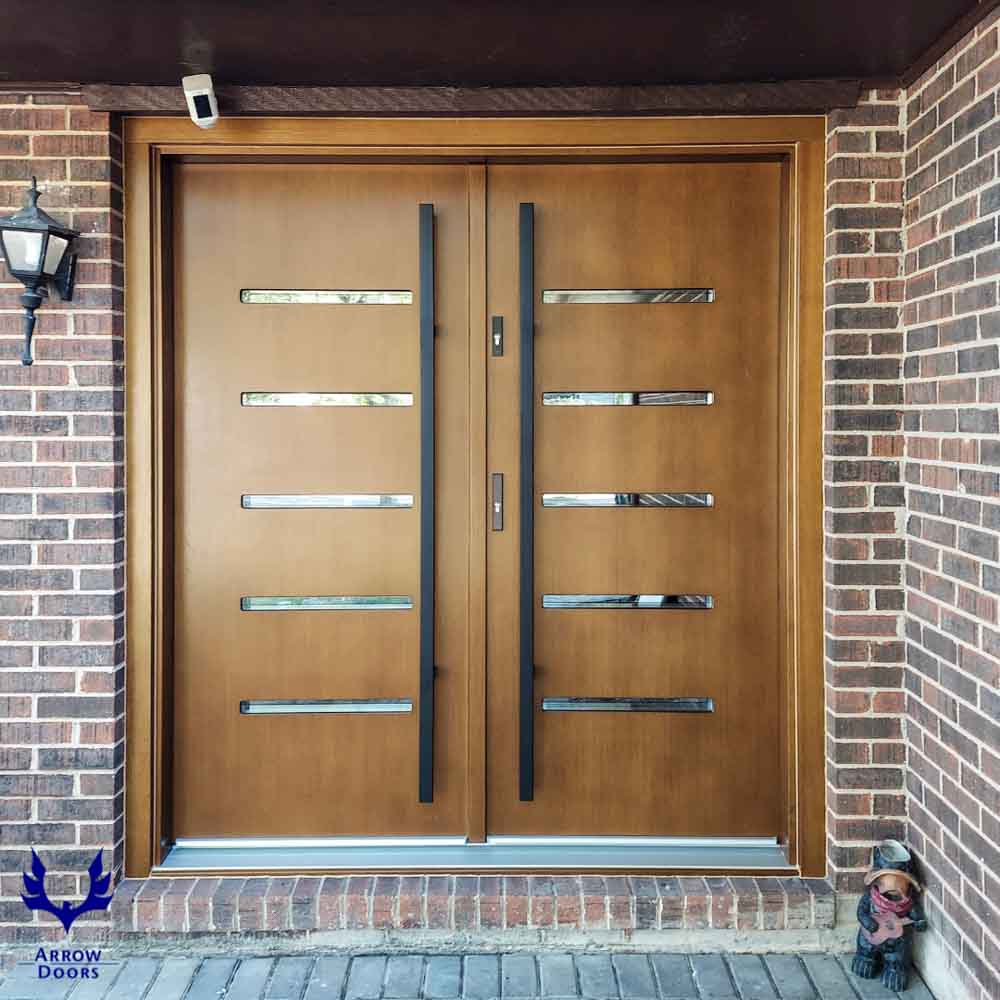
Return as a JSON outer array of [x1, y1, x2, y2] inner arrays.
[[0, 953, 933, 1000]]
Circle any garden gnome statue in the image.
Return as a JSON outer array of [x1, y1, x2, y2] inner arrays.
[[852, 839, 927, 991]]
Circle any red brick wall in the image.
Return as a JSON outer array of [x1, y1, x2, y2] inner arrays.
[[824, 48, 1000, 996], [901, 13, 1000, 1000], [0, 88, 123, 942], [824, 90, 909, 893], [0, 67, 995, 995]]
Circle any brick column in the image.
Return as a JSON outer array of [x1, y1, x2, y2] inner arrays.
[[824, 91, 908, 893], [0, 89, 123, 942]]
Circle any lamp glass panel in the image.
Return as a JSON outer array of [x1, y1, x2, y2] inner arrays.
[[42, 235, 68, 277], [1, 230, 44, 275]]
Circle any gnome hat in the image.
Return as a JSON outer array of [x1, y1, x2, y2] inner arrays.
[[872, 839, 913, 872]]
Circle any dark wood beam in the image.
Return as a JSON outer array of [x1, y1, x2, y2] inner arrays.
[[84, 80, 862, 117]]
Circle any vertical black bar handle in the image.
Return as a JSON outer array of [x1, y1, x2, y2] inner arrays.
[[518, 203, 535, 801], [419, 203, 435, 803]]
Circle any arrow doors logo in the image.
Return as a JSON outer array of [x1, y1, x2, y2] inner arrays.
[[21, 849, 113, 931]]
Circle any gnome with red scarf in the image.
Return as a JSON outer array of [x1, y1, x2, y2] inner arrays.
[[852, 839, 928, 991]]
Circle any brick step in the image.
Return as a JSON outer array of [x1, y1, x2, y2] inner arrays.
[[111, 876, 835, 935]]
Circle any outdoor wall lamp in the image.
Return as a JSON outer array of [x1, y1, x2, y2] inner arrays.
[[0, 177, 79, 365]]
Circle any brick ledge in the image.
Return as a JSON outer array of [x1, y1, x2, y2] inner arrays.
[[107, 876, 834, 936]]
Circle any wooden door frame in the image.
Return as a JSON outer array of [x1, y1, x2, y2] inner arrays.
[[124, 115, 826, 878]]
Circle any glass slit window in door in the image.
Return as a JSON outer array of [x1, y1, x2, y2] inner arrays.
[[240, 290, 413, 305], [242, 494, 414, 509], [542, 391, 713, 406], [241, 392, 413, 407], [542, 697, 715, 713], [241, 596, 413, 611], [542, 288, 714, 304], [542, 493, 713, 508], [240, 699, 413, 715], [543, 594, 713, 609]]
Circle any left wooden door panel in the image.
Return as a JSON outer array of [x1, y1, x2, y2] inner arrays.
[[171, 163, 470, 837]]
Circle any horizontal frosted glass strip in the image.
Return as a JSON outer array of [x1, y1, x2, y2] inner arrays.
[[241, 289, 412, 305], [240, 699, 412, 715], [543, 594, 713, 610], [241, 596, 412, 611], [543, 492, 714, 508], [542, 391, 714, 406], [241, 392, 413, 407], [542, 288, 714, 304], [242, 494, 413, 509], [542, 697, 714, 713]]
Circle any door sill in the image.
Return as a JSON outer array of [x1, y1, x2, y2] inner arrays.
[[154, 836, 793, 873]]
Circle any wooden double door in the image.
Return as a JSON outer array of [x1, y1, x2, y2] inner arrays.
[[171, 159, 783, 843]]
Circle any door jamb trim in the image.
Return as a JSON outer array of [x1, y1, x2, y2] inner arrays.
[[124, 115, 825, 878]]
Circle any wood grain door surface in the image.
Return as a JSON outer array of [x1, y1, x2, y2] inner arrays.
[[172, 159, 783, 840], [486, 163, 783, 837], [172, 164, 470, 836]]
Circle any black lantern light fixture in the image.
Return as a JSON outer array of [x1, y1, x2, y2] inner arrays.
[[0, 177, 79, 365]]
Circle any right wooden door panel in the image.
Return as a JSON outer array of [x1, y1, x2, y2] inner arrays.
[[486, 161, 785, 836]]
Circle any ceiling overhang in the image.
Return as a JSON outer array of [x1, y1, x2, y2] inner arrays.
[[0, 1, 992, 100]]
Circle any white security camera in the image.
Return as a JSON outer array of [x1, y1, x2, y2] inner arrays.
[[182, 74, 219, 129]]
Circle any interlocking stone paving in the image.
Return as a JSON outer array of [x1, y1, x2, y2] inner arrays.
[[0, 953, 933, 1000]]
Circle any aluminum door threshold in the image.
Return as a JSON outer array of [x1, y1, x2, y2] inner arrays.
[[156, 836, 791, 872]]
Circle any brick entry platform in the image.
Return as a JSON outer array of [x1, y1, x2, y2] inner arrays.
[[109, 877, 835, 938]]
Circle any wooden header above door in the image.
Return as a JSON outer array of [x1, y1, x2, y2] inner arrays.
[[88, 81, 862, 116]]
